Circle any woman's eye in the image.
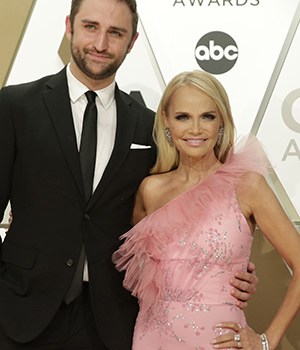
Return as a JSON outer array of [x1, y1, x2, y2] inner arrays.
[[175, 114, 188, 121], [203, 114, 216, 121]]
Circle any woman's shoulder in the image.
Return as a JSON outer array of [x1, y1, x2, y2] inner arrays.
[[133, 172, 174, 224], [236, 170, 270, 216], [140, 172, 173, 190], [240, 170, 266, 185]]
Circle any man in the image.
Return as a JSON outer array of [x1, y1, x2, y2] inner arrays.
[[0, 0, 258, 349]]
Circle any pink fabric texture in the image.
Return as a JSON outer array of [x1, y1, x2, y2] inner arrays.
[[113, 136, 269, 349]]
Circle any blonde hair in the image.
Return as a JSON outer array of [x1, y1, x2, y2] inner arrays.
[[151, 70, 235, 174]]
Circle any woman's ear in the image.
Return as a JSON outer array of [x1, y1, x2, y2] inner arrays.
[[162, 110, 169, 128]]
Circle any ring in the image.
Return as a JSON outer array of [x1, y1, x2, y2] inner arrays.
[[234, 333, 241, 342]]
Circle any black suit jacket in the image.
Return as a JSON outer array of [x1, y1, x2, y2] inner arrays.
[[0, 68, 156, 349]]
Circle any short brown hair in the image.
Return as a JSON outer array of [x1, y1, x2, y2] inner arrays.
[[69, 0, 138, 40]]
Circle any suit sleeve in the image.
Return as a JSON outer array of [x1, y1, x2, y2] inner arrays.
[[0, 87, 15, 232]]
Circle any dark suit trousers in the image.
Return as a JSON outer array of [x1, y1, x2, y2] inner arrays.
[[0, 284, 107, 350]]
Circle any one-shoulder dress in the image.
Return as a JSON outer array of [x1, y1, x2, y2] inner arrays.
[[113, 137, 269, 350]]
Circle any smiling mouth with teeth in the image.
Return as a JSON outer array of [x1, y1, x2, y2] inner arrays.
[[185, 138, 207, 146]]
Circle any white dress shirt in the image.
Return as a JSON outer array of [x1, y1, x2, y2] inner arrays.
[[66, 65, 117, 280]]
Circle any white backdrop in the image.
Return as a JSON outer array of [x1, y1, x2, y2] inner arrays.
[[3, 0, 300, 223]]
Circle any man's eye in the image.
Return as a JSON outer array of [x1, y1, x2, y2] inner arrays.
[[85, 24, 96, 30], [110, 30, 122, 37]]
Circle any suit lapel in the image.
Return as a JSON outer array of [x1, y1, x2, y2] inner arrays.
[[43, 68, 85, 202], [42, 73, 138, 208], [88, 86, 137, 208]]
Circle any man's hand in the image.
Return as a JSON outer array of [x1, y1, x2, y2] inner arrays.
[[229, 261, 258, 309], [8, 210, 13, 225]]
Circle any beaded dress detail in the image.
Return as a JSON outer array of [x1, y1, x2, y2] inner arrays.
[[113, 137, 269, 350]]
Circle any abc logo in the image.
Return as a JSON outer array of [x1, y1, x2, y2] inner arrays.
[[282, 89, 300, 133], [195, 31, 239, 74]]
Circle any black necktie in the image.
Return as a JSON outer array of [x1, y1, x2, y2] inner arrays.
[[80, 90, 98, 201], [64, 91, 97, 304]]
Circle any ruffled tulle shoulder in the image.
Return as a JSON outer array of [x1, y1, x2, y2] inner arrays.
[[112, 135, 270, 312], [112, 213, 168, 312], [221, 134, 270, 178]]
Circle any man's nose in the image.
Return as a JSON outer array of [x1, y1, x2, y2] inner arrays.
[[93, 33, 109, 51]]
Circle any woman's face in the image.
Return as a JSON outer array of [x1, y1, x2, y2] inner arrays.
[[164, 85, 223, 162]]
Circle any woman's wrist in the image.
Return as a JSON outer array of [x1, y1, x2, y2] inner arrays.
[[260, 333, 269, 350]]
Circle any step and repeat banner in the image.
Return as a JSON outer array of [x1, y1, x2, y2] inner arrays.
[[0, 1, 300, 348]]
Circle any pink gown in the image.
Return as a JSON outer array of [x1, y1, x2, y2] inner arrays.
[[113, 137, 268, 350]]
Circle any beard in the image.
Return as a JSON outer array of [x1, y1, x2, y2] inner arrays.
[[70, 41, 127, 81]]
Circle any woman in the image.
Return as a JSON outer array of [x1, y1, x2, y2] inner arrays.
[[113, 70, 300, 349]]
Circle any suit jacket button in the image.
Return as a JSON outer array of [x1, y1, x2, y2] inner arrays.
[[84, 213, 90, 220], [66, 258, 74, 267]]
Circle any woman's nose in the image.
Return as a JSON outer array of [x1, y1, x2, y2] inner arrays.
[[190, 121, 202, 134]]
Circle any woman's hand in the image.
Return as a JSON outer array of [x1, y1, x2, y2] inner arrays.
[[211, 322, 262, 349]]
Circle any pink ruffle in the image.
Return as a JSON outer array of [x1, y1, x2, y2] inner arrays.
[[112, 135, 270, 313]]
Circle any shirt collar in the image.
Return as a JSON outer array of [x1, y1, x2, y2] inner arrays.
[[66, 64, 115, 109]]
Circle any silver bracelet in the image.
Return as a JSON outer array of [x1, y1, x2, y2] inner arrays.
[[260, 333, 269, 350]]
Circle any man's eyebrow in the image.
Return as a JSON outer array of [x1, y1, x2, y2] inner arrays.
[[81, 19, 128, 33], [110, 26, 128, 34], [81, 19, 99, 26]]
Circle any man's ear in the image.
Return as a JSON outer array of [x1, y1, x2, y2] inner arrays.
[[65, 15, 72, 40]]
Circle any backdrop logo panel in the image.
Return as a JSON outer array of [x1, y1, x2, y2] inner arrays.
[[194, 31, 238, 74], [252, 1, 300, 221], [282, 89, 300, 161], [0, 0, 36, 87], [282, 89, 300, 133]]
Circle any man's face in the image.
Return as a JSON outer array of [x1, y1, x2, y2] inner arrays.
[[66, 0, 138, 88]]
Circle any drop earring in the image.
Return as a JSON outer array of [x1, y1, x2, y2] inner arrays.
[[217, 127, 224, 146], [164, 127, 173, 147]]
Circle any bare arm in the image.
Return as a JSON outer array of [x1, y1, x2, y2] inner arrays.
[[132, 174, 168, 225], [248, 174, 300, 349], [132, 178, 148, 225]]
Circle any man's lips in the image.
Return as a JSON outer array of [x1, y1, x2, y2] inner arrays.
[[86, 51, 112, 61]]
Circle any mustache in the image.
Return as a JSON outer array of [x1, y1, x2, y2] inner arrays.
[[83, 48, 114, 59]]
